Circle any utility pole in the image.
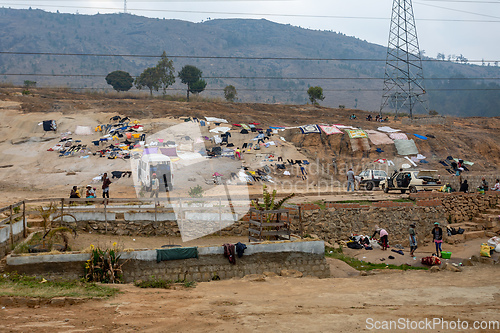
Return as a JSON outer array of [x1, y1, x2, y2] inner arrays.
[[380, 0, 428, 119], [124, 0, 127, 14]]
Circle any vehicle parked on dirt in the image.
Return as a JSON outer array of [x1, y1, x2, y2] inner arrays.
[[137, 153, 173, 192], [357, 169, 388, 191], [380, 170, 441, 193]]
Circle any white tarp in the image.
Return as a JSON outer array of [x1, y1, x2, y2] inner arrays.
[[209, 126, 231, 134], [75, 126, 92, 135], [377, 126, 402, 133], [205, 117, 228, 124]]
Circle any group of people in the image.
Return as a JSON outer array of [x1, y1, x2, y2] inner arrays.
[[69, 173, 112, 200], [366, 114, 389, 122], [458, 177, 500, 193], [370, 222, 445, 258]]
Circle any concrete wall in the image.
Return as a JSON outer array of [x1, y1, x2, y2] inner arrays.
[[5, 240, 330, 282], [0, 218, 26, 258]]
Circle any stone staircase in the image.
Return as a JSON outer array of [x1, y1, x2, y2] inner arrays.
[[448, 204, 500, 242]]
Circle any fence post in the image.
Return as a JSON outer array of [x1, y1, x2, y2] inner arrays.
[[104, 199, 108, 234], [298, 206, 303, 238], [9, 205, 14, 248], [60, 198, 64, 224], [22, 201, 26, 238]]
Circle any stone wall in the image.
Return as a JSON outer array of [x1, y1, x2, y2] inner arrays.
[[409, 191, 500, 223], [78, 219, 248, 237], [5, 241, 330, 282], [297, 204, 446, 247]]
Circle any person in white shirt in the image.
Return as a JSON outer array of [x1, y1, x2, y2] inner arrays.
[[491, 179, 500, 191]]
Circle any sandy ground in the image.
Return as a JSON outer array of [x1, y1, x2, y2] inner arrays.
[[2, 264, 500, 332], [2, 91, 500, 332]]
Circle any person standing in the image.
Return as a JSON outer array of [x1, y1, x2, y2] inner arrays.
[[409, 223, 417, 258], [150, 173, 159, 198], [235, 147, 241, 160], [346, 168, 355, 192], [102, 173, 111, 199], [372, 226, 389, 251], [431, 222, 443, 257]]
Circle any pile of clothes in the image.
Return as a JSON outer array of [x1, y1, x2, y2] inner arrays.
[[345, 235, 377, 250]]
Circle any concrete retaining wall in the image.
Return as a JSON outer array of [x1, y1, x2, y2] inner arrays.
[[5, 240, 329, 282], [0, 219, 26, 258]]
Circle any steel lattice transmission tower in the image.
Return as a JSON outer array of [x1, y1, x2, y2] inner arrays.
[[380, 0, 428, 118]]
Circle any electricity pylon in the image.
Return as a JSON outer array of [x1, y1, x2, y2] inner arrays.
[[380, 0, 428, 118]]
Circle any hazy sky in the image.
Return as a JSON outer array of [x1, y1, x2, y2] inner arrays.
[[2, 0, 499, 61]]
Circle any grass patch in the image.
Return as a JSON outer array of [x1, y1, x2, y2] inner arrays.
[[334, 200, 373, 205], [0, 272, 119, 299], [135, 278, 173, 289], [325, 247, 427, 271], [134, 278, 196, 289], [391, 198, 415, 203], [312, 200, 326, 210]]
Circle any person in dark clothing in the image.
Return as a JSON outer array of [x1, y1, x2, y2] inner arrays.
[[431, 222, 443, 257], [459, 180, 469, 193], [409, 223, 417, 257], [102, 173, 111, 199]]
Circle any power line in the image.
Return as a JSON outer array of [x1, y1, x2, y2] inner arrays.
[[6, 86, 500, 92], [1, 3, 500, 23], [2, 73, 500, 81], [0, 51, 499, 63]]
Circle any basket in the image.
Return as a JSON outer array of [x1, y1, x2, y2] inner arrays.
[[441, 251, 452, 259]]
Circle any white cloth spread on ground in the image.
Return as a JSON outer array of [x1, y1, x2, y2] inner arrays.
[[377, 126, 401, 133], [389, 133, 408, 140], [205, 117, 228, 123], [209, 126, 231, 134]]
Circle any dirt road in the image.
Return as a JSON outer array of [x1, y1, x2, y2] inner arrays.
[[2, 263, 500, 332]]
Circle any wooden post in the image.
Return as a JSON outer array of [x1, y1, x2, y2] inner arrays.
[[104, 199, 108, 234], [61, 198, 64, 221], [219, 197, 222, 236], [9, 205, 14, 247], [178, 198, 182, 235], [298, 206, 303, 238], [22, 201, 26, 238]]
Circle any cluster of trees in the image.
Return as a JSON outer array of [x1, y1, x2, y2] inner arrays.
[[105, 51, 207, 101]]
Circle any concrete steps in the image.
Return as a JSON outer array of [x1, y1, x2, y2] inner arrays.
[[464, 230, 486, 240], [448, 222, 483, 232]]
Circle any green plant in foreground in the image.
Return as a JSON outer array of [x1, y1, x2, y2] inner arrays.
[[84, 243, 126, 284], [135, 278, 173, 289], [325, 247, 427, 271], [188, 185, 204, 198], [134, 278, 196, 289]]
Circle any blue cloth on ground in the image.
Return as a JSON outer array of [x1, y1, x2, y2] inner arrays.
[[414, 134, 428, 140], [420, 160, 429, 163]]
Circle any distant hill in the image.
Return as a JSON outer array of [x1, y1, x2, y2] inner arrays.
[[0, 8, 499, 116]]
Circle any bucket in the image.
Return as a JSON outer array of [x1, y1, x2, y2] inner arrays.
[[441, 251, 452, 259]]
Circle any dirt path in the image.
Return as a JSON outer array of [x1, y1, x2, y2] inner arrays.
[[2, 264, 500, 332]]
